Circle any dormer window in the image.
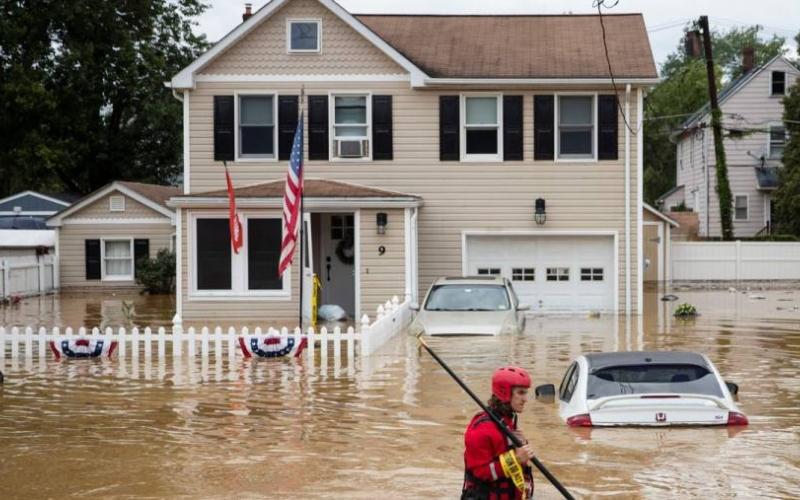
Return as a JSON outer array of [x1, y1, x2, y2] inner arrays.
[[288, 20, 320, 53], [771, 71, 785, 96]]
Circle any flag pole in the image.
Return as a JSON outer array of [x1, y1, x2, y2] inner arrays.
[[298, 86, 306, 330]]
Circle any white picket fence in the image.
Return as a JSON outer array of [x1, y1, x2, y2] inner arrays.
[[0, 295, 413, 363], [671, 241, 800, 281], [0, 255, 58, 299]]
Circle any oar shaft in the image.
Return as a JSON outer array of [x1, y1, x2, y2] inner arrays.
[[418, 337, 575, 500]]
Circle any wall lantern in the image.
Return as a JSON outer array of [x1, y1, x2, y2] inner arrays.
[[534, 198, 546, 225], [376, 212, 388, 234]]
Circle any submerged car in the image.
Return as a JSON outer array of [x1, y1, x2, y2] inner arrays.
[[409, 277, 529, 336], [535, 351, 748, 427]]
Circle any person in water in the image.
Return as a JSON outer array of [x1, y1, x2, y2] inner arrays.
[[462, 366, 534, 500]]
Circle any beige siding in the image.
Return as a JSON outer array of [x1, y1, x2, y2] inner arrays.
[[201, 0, 404, 76], [72, 191, 166, 220], [359, 208, 405, 316], [59, 224, 174, 288], [186, 81, 642, 315]]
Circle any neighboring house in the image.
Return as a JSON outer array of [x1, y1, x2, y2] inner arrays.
[[0, 191, 76, 222], [166, 0, 658, 323], [47, 182, 180, 289], [671, 54, 799, 238], [0, 230, 55, 259]]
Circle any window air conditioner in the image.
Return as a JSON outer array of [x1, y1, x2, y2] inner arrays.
[[336, 139, 368, 158]]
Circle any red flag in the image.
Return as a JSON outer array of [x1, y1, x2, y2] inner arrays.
[[225, 165, 243, 254]]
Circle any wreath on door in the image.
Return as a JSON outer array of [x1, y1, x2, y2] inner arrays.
[[335, 237, 355, 265]]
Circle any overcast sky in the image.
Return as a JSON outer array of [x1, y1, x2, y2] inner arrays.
[[197, 0, 799, 72]]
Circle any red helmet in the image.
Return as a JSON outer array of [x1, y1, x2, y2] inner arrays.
[[491, 366, 532, 403]]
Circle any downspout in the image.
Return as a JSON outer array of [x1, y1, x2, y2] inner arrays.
[[625, 84, 631, 315], [171, 88, 184, 103], [410, 207, 419, 303]]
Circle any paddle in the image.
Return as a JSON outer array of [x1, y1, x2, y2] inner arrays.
[[416, 334, 575, 500]]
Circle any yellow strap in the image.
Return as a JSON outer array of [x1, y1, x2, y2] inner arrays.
[[499, 450, 526, 493]]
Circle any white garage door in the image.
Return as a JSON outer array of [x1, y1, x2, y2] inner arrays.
[[466, 235, 615, 312]]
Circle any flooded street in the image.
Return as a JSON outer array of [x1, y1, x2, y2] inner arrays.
[[1, 287, 799, 499]]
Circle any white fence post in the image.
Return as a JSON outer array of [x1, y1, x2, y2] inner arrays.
[[1, 259, 9, 299]]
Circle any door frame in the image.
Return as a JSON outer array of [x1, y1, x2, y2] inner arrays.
[[311, 209, 360, 321], [643, 221, 664, 282], [461, 230, 619, 313]]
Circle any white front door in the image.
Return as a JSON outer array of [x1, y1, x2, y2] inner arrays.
[[466, 235, 615, 312], [319, 213, 356, 316], [302, 213, 314, 320]]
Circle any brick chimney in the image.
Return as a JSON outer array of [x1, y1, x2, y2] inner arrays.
[[242, 3, 253, 22], [742, 47, 755, 74]]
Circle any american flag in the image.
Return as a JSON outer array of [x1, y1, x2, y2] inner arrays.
[[278, 112, 304, 277]]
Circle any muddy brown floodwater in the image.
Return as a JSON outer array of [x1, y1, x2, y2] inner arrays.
[[0, 287, 799, 499]]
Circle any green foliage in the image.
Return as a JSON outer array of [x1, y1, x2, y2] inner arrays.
[[674, 303, 698, 317], [0, 0, 209, 197], [773, 63, 800, 236], [644, 25, 786, 209], [135, 249, 176, 294]]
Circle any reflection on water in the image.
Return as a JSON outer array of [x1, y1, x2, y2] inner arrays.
[[0, 288, 799, 499]]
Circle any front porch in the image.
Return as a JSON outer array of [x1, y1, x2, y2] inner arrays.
[[169, 179, 421, 327]]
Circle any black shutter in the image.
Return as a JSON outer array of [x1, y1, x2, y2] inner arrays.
[[503, 95, 524, 161], [308, 95, 329, 160], [372, 95, 393, 160], [278, 96, 299, 161], [213, 96, 235, 162], [534, 95, 554, 160], [439, 95, 460, 161], [598, 95, 619, 160], [85, 240, 101, 280], [134, 239, 150, 277]]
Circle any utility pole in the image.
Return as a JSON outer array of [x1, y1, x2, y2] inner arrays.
[[699, 15, 734, 240]]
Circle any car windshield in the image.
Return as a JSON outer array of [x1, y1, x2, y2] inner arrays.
[[586, 363, 724, 399], [424, 284, 510, 312]]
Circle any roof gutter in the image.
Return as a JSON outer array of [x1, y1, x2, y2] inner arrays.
[[421, 77, 661, 87]]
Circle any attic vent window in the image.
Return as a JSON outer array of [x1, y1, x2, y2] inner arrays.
[[288, 20, 320, 53], [109, 195, 125, 212]]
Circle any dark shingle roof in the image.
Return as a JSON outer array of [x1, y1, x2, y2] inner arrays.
[[188, 178, 419, 199], [355, 14, 658, 79]]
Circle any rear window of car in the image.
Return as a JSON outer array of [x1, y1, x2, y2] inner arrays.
[[586, 363, 723, 399], [424, 284, 510, 311]]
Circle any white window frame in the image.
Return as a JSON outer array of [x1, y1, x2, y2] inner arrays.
[[476, 268, 501, 276], [109, 195, 126, 212], [234, 91, 279, 162], [329, 91, 372, 162], [511, 267, 535, 282], [768, 123, 786, 159], [460, 93, 503, 162], [100, 238, 134, 282], [286, 18, 322, 53], [733, 194, 749, 222], [555, 92, 598, 163], [580, 267, 605, 282], [769, 70, 786, 97], [546, 267, 570, 282], [189, 212, 291, 300]]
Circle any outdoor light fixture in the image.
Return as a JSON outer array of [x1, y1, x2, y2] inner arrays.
[[534, 198, 546, 225], [376, 212, 388, 234]]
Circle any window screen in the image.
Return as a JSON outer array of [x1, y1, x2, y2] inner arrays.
[[558, 96, 594, 158], [239, 95, 274, 157]]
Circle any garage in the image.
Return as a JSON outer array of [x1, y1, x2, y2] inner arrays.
[[464, 233, 616, 312]]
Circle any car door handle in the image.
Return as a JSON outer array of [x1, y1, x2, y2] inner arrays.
[[326, 263, 331, 281]]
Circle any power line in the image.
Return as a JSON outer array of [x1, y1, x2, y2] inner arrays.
[[593, 0, 639, 135]]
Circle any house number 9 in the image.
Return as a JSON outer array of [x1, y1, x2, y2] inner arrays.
[[378, 246, 386, 255]]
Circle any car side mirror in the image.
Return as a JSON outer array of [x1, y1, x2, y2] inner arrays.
[[517, 303, 531, 311], [535, 384, 556, 403], [410, 302, 420, 311], [725, 381, 739, 396]]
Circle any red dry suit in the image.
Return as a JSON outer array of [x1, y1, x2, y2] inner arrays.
[[462, 411, 533, 500]]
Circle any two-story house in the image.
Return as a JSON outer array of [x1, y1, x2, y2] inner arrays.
[[166, 0, 658, 325], [666, 53, 799, 238]]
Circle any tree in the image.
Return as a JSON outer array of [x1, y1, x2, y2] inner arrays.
[[644, 25, 786, 206], [0, 0, 209, 197], [772, 33, 800, 236]]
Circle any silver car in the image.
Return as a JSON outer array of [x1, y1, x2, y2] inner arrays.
[[409, 277, 529, 336]]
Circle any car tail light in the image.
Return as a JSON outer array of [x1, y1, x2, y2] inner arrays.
[[727, 411, 749, 426], [567, 414, 593, 427]]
